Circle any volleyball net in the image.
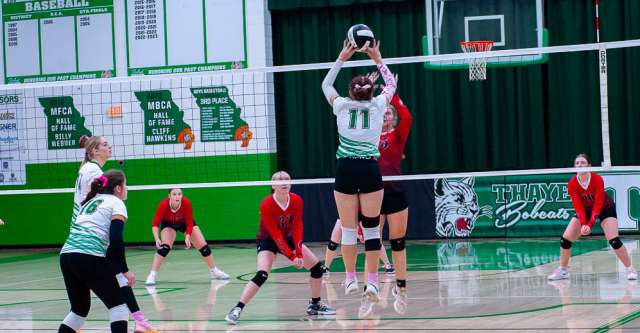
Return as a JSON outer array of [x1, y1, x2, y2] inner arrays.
[[0, 39, 639, 196]]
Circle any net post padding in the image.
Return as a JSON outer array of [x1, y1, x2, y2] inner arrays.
[[460, 40, 494, 81]]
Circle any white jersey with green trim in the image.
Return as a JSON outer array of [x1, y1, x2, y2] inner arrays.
[[333, 95, 388, 158], [72, 162, 103, 222], [61, 194, 127, 257]]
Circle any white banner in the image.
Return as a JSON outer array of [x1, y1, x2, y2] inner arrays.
[[0, 93, 25, 185]]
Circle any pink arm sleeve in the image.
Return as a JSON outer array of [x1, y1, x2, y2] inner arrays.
[[377, 62, 396, 101]]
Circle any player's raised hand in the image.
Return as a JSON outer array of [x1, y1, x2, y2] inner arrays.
[[364, 39, 382, 64], [339, 40, 357, 61], [366, 71, 380, 84]]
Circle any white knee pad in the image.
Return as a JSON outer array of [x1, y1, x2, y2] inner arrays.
[[341, 227, 358, 246], [361, 226, 381, 241], [109, 304, 129, 323], [115, 273, 128, 287], [63, 311, 86, 331]]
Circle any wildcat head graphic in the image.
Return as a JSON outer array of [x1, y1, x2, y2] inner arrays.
[[435, 177, 492, 238]]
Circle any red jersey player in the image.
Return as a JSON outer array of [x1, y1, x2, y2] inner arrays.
[[548, 154, 637, 281], [368, 73, 413, 307], [376, 81, 412, 313], [224, 171, 335, 325], [145, 188, 229, 286]]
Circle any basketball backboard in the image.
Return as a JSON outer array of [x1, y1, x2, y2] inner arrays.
[[423, 0, 548, 69]]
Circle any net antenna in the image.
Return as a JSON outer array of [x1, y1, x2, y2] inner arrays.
[[460, 40, 493, 81], [595, 0, 611, 167]]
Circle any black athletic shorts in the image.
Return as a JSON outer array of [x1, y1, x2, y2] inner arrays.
[[334, 157, 383, 194], [256, 237, 295, 255], [160, 219, 197, 233], [575, 204, 618, 222], [60, 253, 124, 316], [381, 190, 408, 215]]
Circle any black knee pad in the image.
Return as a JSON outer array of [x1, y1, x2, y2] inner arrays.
[[365, 238, 382, 251], [361, 215, 380, 228], [251, 270, 268, 287], [390, 237, 406, 251], [560, 237, 572, 250], [310, 262, 323, 279], [609, 237, 624, 250], [199, 245, 212, 257], [157, 244, 171, 257], [327, 240, 339, 251]]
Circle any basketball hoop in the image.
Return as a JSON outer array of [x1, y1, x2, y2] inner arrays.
[[460, 40, 494, 81]]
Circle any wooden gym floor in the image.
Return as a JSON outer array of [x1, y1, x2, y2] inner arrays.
[[1, 238, 640, 332]]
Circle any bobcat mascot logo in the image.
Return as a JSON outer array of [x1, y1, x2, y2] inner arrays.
[[435, 177, 492, 238]]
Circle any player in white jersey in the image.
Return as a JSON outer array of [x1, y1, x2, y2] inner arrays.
[[73, 136, 111, 222], [72, 136, 154, 332], [321, 39, 396, 302], [59, 170, 130, 333]]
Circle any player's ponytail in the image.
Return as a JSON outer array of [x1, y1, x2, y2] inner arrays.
[[82, 170, 126, 205], [349, 76, 374, 101]]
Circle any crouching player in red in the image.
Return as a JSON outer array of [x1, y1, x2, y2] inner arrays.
[[225, 171, 336, 325], [145, 188, 228, 285], [548, 154, 637, 281]]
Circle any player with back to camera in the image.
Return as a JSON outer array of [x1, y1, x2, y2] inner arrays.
[[321, 37, 396, 301], [224, 171, 335, 325], [58, 171, 131, 333], [74, 136, 154, 332], [548, 153, 637, 281]]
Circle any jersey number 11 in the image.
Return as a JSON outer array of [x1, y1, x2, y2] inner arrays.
[[348, 108, 370, 129]]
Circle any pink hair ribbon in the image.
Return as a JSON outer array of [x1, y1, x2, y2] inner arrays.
[[98, 175, 108, 188]]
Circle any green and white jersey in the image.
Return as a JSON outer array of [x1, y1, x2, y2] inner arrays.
[[61, 194, 127, 257], [72, 161, 103, 222], [333, 95, 388, 158]]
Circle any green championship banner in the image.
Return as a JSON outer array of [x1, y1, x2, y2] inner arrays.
[[125, 0, 247, 76], [2, 0, 116, 83], [434, 173, 640, 238], [39, 96, 92, 149]]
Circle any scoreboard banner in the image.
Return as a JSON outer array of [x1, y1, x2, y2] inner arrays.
[[0, 0, 248, 83], [2, 0, 116, 83], [125, 0, 247, 76]]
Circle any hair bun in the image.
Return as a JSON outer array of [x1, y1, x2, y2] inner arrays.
[[79, 135, 89, 149]]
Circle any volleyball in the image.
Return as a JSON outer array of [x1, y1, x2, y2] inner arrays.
[[347, 24, 374, 51]]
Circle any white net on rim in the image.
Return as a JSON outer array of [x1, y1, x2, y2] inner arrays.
[[460, 40, 494, 81]]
